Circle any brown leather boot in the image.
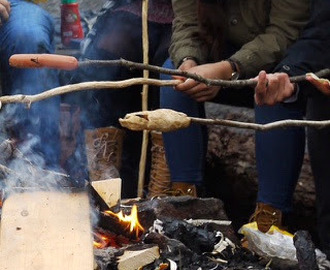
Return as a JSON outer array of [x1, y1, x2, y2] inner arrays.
[[170, 182, 197, 197], [148, 131, 171, 197], [85, 127, 125, 181], [250, 202, 283, 233], [147, 131, 197, 198]]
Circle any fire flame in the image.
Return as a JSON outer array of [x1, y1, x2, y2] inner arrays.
[[93, 231, 112, 249], [104, 204, 144, 238]]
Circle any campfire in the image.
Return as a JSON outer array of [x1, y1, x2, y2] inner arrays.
[[0, 174, 326, 270], [93, 204, 144, 250], [89, 186, 271, 270]]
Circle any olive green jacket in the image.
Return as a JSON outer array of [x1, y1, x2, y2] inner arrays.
[[170, 0, 311, 78]]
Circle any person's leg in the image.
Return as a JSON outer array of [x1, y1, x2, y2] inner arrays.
[[0, 0, 60, 168], [160, 58, 207, 186], [306, 93, 330, 257], [255, 104, 306, 211], [70, 11, 145, 196], [254, 103, 305, 231]]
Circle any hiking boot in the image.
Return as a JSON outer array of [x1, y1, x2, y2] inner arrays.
[[241, 203, 283, 250], [250, 202, 283, 233], [148, 131, 171, 197], [170, 182, 197, 197], [147, 131, 198, 198], [85, 127, 125, 181]]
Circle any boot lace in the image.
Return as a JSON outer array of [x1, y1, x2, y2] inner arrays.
[[148, 144, 171, 197], [91, 132, 118, 170]]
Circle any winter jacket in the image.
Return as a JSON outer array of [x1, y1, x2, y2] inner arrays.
[[170, 0, 311, 78], [274, 0, 330, 76]]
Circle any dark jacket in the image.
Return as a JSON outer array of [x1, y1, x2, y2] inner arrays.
[[274, 0, 330, 76], [170, 0, 311, 78]]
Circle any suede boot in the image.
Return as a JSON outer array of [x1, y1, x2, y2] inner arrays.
[[85, 127, 124, 181]]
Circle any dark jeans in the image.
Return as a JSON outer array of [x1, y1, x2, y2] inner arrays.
[[256, 89, 330, 254], [255, 104, 305, 213], [160, 59, 208, 185]]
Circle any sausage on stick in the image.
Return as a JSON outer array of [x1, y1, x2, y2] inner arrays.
[[9, 54, 78, 70]]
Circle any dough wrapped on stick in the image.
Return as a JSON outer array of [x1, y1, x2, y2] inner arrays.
[[119, 109, 191, 132]]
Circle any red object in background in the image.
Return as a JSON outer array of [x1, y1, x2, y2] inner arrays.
[[60, 1, 84, 47]]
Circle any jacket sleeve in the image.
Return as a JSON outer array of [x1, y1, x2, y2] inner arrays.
[[230, 0, 310, 78], [169, 0, 209, 67]]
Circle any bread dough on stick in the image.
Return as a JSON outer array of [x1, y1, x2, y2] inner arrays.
[[119, 109, 191, 132]]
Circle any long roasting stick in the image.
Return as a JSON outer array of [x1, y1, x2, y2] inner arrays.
[[9, 54, 330, 88], [0, 78, 180, 108]]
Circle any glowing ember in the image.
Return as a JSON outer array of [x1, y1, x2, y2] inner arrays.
[[93, 231, 111, 249], [104, 204, 144, 238], [93, 231, 121, 249]]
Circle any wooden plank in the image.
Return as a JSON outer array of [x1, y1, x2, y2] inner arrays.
[[118, 245, 160, 270], [0, 191, 94, 270], [91, 178, 121, 208]]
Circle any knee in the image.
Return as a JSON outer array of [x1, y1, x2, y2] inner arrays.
[[11, 27, 54, 54]]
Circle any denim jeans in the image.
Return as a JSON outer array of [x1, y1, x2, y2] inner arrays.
[[0, 0, 60, 168], [255, 103, 305, 213], [160, 57, 306, 195], [160, 58, 207, 186]]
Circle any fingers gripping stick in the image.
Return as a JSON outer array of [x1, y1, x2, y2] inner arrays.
[[9, 54, 79, 70]]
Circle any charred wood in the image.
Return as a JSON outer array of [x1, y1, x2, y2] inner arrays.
[[294, 230, 318, 270]]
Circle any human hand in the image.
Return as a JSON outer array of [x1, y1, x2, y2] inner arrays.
[[254, 71, 295, 106], [0, 0, 10, 25], [306, 73, 330, 95], [173, 61, 232, 102]]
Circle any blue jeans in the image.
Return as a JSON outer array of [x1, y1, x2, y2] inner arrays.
[[0, 0, 60, 168], [255, 104, 305, 213], [160, 58, 207, 185], [160, 57, 305, 195]]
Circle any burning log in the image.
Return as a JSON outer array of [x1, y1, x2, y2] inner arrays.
[[97, 204, 145, 241]]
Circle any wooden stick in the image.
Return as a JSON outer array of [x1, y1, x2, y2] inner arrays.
[[190, 116, 330, 131], [138, 0, 150, 198], [10, 54, 330, 88], [78, 60, 330, 88], [0, 78, 180, 108], [119, 109, 330, 132]]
